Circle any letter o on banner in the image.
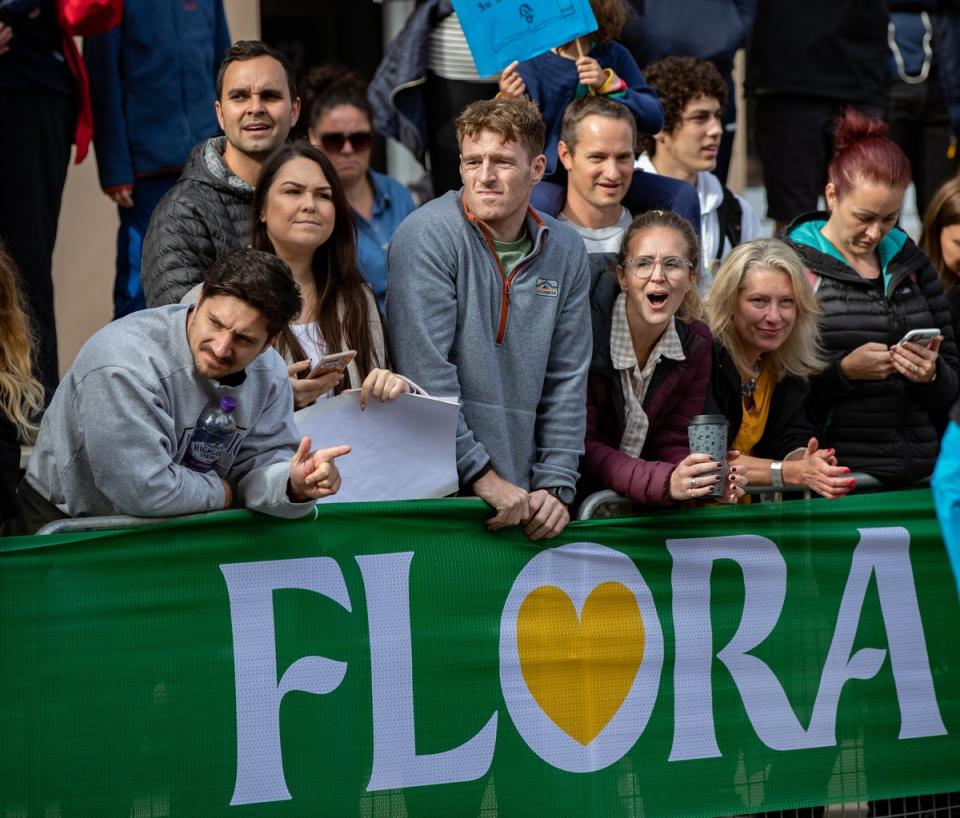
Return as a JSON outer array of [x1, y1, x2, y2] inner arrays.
[[499, 542, 664, 772]]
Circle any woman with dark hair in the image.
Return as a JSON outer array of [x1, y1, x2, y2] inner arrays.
[[784, 110, 960, 485], [580, 210, 746, 505], [304, 65, 417, 309], [920, 174, 960, 338], [252, 141, 414, 410]]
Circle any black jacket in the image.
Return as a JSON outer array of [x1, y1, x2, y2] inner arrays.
[[141, 137, 253, 306], [745, 0, 888, 103], [706, 344, 816, 459], [785, 212, 960, 483]]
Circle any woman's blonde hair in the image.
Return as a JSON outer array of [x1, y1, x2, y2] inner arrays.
[[617, 209, 703, 322], [706, 239, 824, 381], [0, 244, 43, 441]]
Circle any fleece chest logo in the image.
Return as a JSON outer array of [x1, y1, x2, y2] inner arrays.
[[536, 278, 559, 297]]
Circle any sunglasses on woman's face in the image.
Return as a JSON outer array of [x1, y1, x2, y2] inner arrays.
[[316, 131, 374, 153]]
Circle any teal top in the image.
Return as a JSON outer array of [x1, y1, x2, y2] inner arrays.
[[788, 218, 909, 293]]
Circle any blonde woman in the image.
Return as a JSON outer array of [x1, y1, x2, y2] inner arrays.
[[706, 239, 853, 498], [0, 244, 44, 526]]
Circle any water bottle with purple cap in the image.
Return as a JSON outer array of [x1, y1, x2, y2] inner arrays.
[[183, 396, 237, 473]]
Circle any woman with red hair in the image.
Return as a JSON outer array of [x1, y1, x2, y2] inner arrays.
[[783, 110, 959, 485]]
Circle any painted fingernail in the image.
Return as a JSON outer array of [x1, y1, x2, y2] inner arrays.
[[715, 462, 723, 468], [848, 479, 857, 488], [842, 467, 850, 474]]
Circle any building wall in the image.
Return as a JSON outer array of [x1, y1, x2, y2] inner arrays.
[[52, 0, 260, 376]]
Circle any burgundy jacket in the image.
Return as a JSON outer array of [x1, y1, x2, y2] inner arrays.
[[579, 270, 713, 505]]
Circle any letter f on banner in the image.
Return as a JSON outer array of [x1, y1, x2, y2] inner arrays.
[[220, 557, 352, 806]]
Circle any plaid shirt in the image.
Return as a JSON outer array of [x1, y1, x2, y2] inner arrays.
[[610, 293, 686, 457]]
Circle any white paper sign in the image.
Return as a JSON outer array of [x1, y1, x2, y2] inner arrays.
[[294, 391, 459, 503]]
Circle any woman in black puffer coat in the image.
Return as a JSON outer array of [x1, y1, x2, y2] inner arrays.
[[784, 111, 960, 485]]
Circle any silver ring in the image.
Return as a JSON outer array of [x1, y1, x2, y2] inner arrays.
[[689, 477, 696, 488], [913, 364, 920, 374]]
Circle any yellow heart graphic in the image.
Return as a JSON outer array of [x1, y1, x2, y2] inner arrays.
[[517, 582, 645, 746]]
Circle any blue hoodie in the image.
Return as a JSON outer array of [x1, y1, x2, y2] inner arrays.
[[84, 0, 230, 190]]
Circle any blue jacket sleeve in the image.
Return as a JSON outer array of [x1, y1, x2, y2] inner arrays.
[[84, 24, 135, 191], [213, 0, 231, 69], [602, 42, 664, 135]]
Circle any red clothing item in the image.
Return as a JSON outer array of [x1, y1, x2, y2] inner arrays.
[[579, 272, 712, 505]]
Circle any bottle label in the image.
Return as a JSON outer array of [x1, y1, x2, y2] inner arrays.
[[189, 439, 225, 466]]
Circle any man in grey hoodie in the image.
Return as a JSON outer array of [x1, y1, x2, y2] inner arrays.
[[141, 41, 301, 307], [387, 98, 592, 541], [13, 249, 349, 535]]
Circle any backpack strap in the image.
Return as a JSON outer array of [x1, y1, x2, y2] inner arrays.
[[716, 186, 743, 255]]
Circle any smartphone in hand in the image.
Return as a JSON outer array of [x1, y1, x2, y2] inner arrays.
[[307, 350, 357, 379], [896, 328, 939, 348]]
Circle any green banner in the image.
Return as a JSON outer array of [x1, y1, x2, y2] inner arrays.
[[1, 489, 958, 817]]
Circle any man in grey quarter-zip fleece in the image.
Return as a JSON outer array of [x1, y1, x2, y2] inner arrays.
[[387, 98, 591, 541]]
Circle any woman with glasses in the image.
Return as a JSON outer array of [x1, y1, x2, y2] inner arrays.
[[706, 238, 853, 498], [304, 66, 417, 309], [251, 141, 416, 410], [784, 111, 959, 486], [580, 210, 746, 505]]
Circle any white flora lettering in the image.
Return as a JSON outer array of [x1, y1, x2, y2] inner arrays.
[[220, 557, 351, 806], [807, 527, 946, 744], [357, 552, 498, 791], [668, 535, 812, 761]]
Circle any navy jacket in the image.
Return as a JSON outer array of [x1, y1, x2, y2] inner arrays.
[[620, 0, 756, 75], [368, 0, 453, 165], [84, 0, 230, 191], [889, 0, 960, 134]]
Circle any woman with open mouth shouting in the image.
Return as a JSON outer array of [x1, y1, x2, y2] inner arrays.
[[580, 209, 747, 507]]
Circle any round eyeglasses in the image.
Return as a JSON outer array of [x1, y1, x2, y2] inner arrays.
[[619, 256, 693, 280]]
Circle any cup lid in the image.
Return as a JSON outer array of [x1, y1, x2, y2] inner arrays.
[[688, 414, 728, 426]]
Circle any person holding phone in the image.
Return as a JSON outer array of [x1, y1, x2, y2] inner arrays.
[[251, 141, 416, 410], [784, 110, 959, 485]]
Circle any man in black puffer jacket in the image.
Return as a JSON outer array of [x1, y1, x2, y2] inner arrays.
[[142, 41, 300, 306]]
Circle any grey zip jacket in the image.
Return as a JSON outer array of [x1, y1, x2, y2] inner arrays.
[[26, 305, 314, 520], [386, 190, 591, 500]]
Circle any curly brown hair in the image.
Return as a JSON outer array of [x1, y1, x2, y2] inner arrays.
[[637, 56, 727, 157]]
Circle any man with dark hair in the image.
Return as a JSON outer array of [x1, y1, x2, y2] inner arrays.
[[14, 248, 349, 535], [556, 95, 636, 256], [141, 40, 301, 307], [637, 56, 762, 289], [387, 98, 591, 541]]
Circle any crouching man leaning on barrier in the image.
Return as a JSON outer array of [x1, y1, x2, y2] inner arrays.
[[9, 248, 349, 535]]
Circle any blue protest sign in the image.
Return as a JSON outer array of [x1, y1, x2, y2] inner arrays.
[[451, 0, 599, 78]]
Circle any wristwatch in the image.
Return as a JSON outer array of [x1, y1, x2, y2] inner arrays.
[[770, 460, 784, 490], [544, 486, 574, 506]]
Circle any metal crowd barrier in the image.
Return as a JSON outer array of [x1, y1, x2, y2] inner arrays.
[[35, 509, 238, 535], [576, 473, 886, 520]]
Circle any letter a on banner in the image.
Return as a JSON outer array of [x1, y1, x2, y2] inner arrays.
[[451, 0, 598, 77]]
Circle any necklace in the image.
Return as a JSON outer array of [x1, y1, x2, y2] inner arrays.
[[741, 357, 763, 413]]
